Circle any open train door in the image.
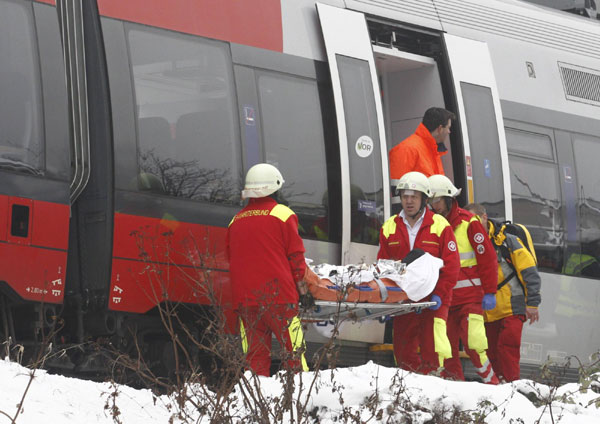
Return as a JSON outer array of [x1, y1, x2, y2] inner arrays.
[[316, 3, 390, 265], [443, 34, 512, 220]]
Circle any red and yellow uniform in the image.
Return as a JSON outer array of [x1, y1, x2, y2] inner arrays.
[[442, 201, 499, 383], [226, 196, 308, 376], [378, 208, 460, 374]]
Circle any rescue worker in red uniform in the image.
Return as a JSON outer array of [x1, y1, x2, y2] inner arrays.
[[226, 163, 313, 376], [388, 108, 456, 213], [428, 175, 499, 384], [378, 171, 460, 374], [465, 203, 541, 382]]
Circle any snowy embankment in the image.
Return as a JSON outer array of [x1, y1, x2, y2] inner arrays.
[[1, 359, 599, 423]]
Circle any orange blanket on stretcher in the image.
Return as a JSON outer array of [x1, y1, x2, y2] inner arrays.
[[304, 268, 408, 303]]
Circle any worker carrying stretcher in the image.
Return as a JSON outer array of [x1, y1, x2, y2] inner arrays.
[[378, 171, 461, 375]]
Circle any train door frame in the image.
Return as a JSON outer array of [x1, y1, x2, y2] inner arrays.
[[372, 44, 452, 208], [441, 34, 513, 219], [316, 3, 390, 265]]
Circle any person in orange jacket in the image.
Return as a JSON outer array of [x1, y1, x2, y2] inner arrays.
[[428, 175, 499, 384], [226, 163, 314, 376], [378, 171, 460, 375], [389, 108, 455, 213]]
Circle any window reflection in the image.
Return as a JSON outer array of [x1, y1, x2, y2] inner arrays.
[[127, 26, 241, 204], [570, 135, 600, 278], [258, 72, 331, 241], [0, 2, 43, 175], [462, 83, 504, 220], [336, 55, 383, 245], [506, 128, 563, 273]]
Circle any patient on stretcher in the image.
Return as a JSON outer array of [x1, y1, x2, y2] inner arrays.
[[304, 250, 443, 304]]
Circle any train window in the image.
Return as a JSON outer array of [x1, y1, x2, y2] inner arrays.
[[10, 204, 29, 238], [127, 26, 241, 204], [570, 134, 600, 278], [505, 128, 554, 160], [0, 1, 44, 175], [336, 55, 384, 245], [257, 72, 330, 241], [460, 83, 504, 219], [507, 153, 564, 273]]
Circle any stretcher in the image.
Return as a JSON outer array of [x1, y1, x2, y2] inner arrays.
[[301, 299, 436, 323], [307, 276, 409, 303], [304, 255, 442, 306]]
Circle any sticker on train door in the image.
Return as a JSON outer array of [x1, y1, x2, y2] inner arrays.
[[484, 159, 491, 177], [355, 135, 374, 158], [466, 156, 472, 177]]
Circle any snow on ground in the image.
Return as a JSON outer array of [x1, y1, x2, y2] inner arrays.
[[1, 358, 599, 423]]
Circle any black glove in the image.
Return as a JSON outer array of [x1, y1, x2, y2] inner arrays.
[[403, 248, 425, 266], [299, 293, 315, 310]]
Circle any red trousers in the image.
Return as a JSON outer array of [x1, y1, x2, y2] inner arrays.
[[485, 315, 525, 382], [392, 304, 450, 374], [238, 304, 307, 376], [443, 302, 498, 384]]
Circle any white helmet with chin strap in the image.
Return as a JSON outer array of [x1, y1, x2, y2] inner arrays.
[[397, 172, 431, 219], [428, 174, 461, 199], [241, 163, 285, 199]]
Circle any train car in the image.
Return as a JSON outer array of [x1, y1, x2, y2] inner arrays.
[[0, 0, 599, 378]]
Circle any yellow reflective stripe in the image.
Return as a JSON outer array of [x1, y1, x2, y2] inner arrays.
[[454, 278, 482, 289], [382, 215, 397, 238], [455, 219, 477, 267], [288, 316, 308, 372], [433, 317, 452, 367], [430, 214, 450, 237], [467, 313, 488, 354], [239, 318, 248, 354], [270, 204, 295, 222]]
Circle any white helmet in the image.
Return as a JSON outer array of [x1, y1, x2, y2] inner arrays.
[[397, 171, 431, 198], [428, 174, 461, 198], [241, 163, 285, 199]]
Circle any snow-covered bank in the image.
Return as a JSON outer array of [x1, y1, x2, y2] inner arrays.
[[1, 359, 598, 423]]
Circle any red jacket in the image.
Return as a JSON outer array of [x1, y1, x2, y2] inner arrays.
[[377, 208, 460, 306], [445, 201, 498, 305], [389, 123, 446, 180], [226, 197, 306, 308]]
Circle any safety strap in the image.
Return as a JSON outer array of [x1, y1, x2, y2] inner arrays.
[[496, 243, 525, 292], [373, 278, 389, 302], [497, 271, 515, 290]]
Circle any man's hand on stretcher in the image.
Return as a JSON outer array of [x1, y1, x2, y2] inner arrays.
[[297, 267, 319, 311]]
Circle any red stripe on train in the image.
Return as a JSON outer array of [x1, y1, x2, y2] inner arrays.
[[109, 212, 232, 314], [97, 0, 283, 52], [0, 244, 66, 303]]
